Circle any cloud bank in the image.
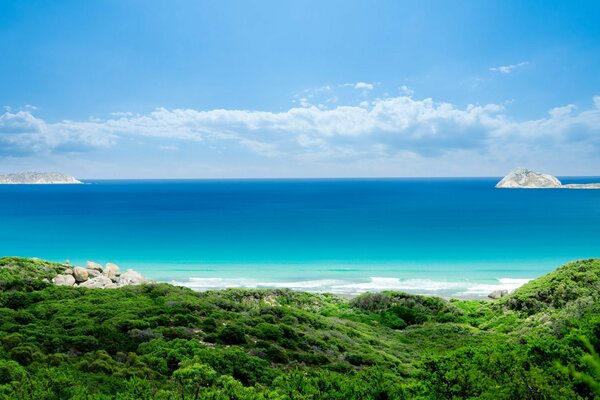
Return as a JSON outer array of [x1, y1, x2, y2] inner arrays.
[[1, 94, 599, 177]]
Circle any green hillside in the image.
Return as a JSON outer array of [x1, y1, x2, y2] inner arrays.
[[0, 257, 599, 399]]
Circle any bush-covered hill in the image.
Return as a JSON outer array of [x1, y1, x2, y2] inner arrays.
[[0, 256, 599, 399]]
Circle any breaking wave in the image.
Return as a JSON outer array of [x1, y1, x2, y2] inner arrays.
[[170, 276, 531, 298]]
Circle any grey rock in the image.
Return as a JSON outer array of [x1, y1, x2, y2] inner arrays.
[[64, 268, 73, 275], [103, 263, 120, 279], [0, 172, 82, 184], [86, 261, 103, 271], [488, 289, 509, 299], [87, 269, 101, 278], [53, 274, 76, 286], [72, 266, 89, 282], [496, 167, 600, 189], [79, 276, 117, 289], [561, 183, 600, 189], [116, 269, 146, 286], [496, 167, 561, 189]]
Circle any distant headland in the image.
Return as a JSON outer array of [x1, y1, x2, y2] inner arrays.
[[0, 172, 82, 184], [496, 167, 600, 189]]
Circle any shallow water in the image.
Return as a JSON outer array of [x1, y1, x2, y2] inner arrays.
[[1, 178, 598, 297]]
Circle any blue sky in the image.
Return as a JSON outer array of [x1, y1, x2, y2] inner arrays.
[[1, 0, 599, 178]]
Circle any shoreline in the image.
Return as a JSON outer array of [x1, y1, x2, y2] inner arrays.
[[166, 275, 531, 300]]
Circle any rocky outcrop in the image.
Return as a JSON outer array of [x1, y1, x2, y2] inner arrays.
[[561, 183, 600, 189], [0, 172, 82, 184], [52, 274, 76, 286], [87, 269, 101, 278], [496, 167, 600, 189], [116, 270, 146, 286], [496, 167, 561, 188], [86, 261, 103, 271], [104, 263, 120, 279], [52, 261, 147, 289], [79, 276, 117, 289], [72, 267, 89, 282], [488, 289, 508, 299]]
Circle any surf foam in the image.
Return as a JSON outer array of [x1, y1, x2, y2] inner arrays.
[[170, 276, 532, 298]]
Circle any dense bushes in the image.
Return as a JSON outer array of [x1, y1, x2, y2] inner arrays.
[[0, 257, 599, 398]]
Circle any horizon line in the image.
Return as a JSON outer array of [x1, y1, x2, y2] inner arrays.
[[73, 175, 600, 181]]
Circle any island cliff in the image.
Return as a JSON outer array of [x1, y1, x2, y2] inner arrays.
[[496, 167, 600, 189], [0, 172, 82, 184]]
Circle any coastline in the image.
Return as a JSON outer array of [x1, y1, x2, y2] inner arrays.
[[167, 275, 531, 300]]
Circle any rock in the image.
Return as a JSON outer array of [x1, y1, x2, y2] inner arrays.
[[116, 269, 146, 286], [103, 263, 120, 279], [65, 260, 70, 266], [0, 172, 82, 184], [72, 266, 89, 282], [488, 289, 509, 299], [64, 268, 73, 275], [53, 274, 76, 286], [86, 261, 103, 271], [496, 167, 562, 189], [561, 183, 600, 189], [79, 276, 117, 289], [87, 269, 101, 278]]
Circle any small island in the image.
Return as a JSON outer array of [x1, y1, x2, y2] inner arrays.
[[496, 167, 600, 189], [0, 172, 82, 184]]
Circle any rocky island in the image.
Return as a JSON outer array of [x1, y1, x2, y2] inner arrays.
[[496, 167, 600, 189], [0, 172, 82, 184]]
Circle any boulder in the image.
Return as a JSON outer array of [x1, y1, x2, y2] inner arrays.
[[116, 269, 145, 286], [64, 268, 73, 275], [104, 263, 120, 279], [87, 269, 101, 278], [72, 266, 89, 282], [53, 274, 76, 286], [79, 276, 117, 289], [86, 261, 103, 271], [496, 167, 561, 189], [488, 289, 509, 299]]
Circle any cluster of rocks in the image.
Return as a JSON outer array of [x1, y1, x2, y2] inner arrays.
[[52, 261, 146, 289]]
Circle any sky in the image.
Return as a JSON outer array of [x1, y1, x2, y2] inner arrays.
[[1, 0, 599, 178]]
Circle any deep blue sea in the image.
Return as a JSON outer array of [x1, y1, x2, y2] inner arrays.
[[1, 178, 599, 298]]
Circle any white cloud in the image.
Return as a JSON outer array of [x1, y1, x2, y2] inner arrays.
[[340, 82, 375, 90], [490, 62, 529, 74], [400, 85, 414, 96], [354, 82, 374, 91], [158, 145, 179, 151], [0, 111, 46, 133], [1, 95, 600, 176]]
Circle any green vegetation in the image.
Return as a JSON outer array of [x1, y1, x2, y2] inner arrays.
[[0, 257, 599, 399]]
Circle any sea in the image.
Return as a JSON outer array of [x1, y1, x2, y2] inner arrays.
[[1, 178, 599, 298]]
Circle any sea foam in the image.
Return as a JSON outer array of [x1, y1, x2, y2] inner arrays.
[[171, 276, 532, 298]]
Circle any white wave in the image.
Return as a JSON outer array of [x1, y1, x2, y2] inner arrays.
[[171, 276, 532, 298], [459, 278, 531, 295]]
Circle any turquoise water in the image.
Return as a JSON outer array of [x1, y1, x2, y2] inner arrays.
[[0, 178, 599, 297]]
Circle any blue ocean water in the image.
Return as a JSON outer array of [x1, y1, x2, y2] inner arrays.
[[0, 178, 599, 297]]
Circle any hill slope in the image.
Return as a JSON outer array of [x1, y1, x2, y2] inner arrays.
[[0, 257, 599, 399]]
